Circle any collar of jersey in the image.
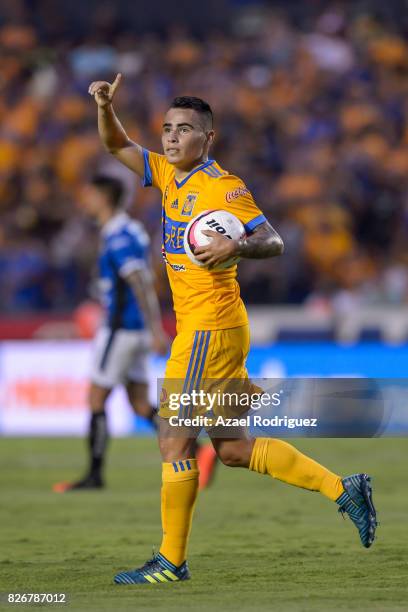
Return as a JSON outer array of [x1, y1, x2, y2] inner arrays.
[[174, 159, 215, 189]]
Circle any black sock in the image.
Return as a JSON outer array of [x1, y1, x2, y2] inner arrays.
[[88, 411, 108, 479]]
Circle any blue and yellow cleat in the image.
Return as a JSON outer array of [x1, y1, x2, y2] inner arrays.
[[114, 553, 190, 585], [336, 473, 377, 548]]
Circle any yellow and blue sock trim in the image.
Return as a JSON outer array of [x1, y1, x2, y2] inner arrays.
[[171, 459, 193, 473]]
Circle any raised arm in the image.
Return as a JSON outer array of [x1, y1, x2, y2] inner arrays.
[[88, 74, 145, 177]]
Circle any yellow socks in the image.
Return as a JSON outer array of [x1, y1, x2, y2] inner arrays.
[[249, 438, 344, 501], [158, 441, 343, 567], [159, 459, 199, 566]]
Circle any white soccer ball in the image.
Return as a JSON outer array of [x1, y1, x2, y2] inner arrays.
[[184, 209, 246, 270]]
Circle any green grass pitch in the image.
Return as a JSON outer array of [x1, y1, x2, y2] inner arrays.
[[1, 437, 407, 611]]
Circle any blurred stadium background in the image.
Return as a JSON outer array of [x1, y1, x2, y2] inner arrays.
[[2, 0, 408, 436]]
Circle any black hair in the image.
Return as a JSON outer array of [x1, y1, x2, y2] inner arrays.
[[91, 175, 124, 208], [170, 96, 213, 129]]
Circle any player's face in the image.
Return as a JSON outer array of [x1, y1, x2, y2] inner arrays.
[[162, 108, 214, 169], [80, 185, 110, 219]]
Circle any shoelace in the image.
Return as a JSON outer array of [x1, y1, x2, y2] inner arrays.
[[143, 557, 160, 569], [338, 507, 346, 520], [141, 547, 158, 569]]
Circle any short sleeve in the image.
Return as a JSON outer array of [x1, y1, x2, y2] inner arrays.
[[142, 149, 171, 192], [212, 176, 267, 234], [108, 234, 146, 278]]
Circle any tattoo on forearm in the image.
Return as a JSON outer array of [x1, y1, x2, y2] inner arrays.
[[236, 222, 284, 259]]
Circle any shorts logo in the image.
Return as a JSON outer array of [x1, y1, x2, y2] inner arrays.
[[170, 199, 178, 209], [225, 186, 250, 203], [181, 192, 198, 216], [164, 186, 169, 202]]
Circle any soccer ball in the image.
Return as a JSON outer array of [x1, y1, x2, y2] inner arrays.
[[184, 209, 245, 270]]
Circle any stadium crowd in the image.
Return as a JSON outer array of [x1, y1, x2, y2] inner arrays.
[[1, 0, 408, 316]]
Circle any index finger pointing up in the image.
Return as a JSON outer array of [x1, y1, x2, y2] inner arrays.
[[110, 73, 122, 94]]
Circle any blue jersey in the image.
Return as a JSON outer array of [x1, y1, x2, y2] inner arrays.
[[99, 212, 150, 330]]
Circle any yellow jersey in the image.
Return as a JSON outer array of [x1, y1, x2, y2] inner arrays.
[[142, 149, 266, 332]]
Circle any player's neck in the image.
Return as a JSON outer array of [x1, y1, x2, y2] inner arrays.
[[98, 208, 117, 228], [173, 157, 208, 182]]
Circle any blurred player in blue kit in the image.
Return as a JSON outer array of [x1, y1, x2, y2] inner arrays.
[[54, 175, 168, 490]]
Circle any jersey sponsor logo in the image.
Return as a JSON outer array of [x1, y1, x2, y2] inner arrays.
[[181, 192, 198, 216], [225, 186, 250, 203], [163, 213, 187, 254], [170, 199, 179, 209]]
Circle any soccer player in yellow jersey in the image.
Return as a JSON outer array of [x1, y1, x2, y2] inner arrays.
[[88, 74, 377, 585]]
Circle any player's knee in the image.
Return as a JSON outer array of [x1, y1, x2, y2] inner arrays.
[[158, 437, 196, 462], [215, 439, 253, 468], [217, 452, 241, 467], [216, 447, 244, 468]]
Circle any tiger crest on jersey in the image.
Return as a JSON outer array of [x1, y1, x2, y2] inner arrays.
[[181, 192, 198, 216]]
